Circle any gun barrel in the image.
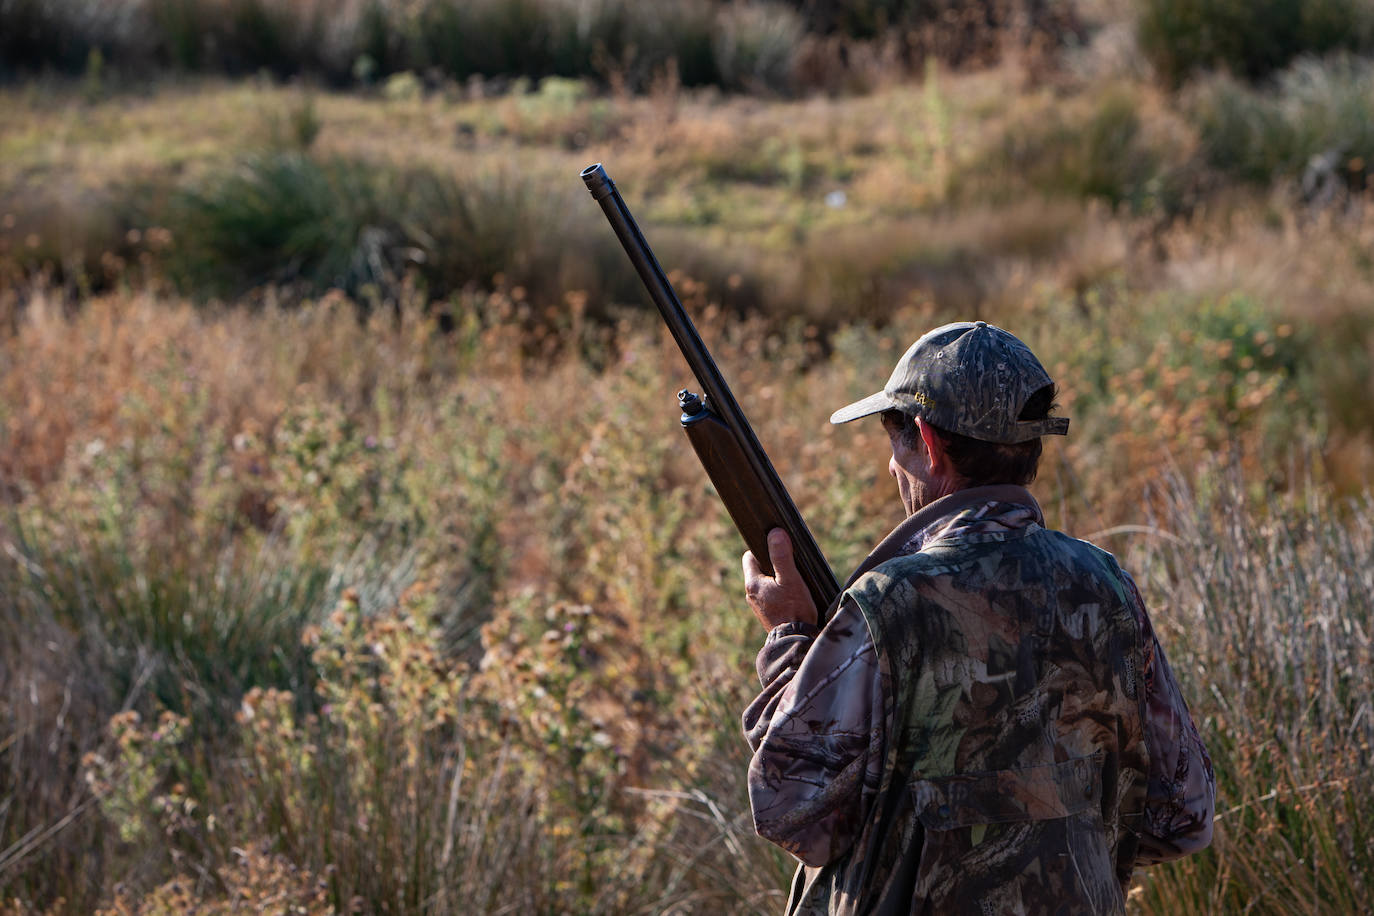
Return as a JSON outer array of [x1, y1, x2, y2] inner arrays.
[[581, 163, 839, 616]]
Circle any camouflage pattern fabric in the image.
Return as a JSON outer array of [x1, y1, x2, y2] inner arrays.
[[828, 322, 1070, 443], [744, 487, 1214, 915]]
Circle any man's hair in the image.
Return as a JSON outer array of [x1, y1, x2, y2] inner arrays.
[[884, 384, 1057, 487]]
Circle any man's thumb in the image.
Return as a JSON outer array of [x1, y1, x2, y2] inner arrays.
[[766, 528, 793, 582]]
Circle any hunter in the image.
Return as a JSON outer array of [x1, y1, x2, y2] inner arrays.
[[741, 320, 1215, 915]]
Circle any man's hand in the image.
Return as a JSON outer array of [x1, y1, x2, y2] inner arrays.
[[743, 528, 819, 631]]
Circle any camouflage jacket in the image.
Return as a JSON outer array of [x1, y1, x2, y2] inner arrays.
[[743, 486, 1214, 915]]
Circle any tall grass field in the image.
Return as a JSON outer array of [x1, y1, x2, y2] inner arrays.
[[3, 1, 1374, 913]]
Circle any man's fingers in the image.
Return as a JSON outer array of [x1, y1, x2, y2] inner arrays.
[[742, 530, 818, 630], [766, 528, 795, 585], [742, 549, 764, 583]]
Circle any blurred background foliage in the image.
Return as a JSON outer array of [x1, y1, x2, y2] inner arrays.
[[0, 0, 1080, 92], [3, 0, 1374, 913]]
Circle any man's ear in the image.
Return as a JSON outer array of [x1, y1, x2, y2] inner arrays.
[[916, 418, 953, 478]]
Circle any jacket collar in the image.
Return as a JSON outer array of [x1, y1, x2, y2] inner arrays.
[[837, 485, 1043, 595]]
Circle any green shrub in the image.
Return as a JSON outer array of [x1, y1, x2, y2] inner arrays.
[[416, 0, 558, 82], [1138, 0, 1374, 86], [787, 0, 1068, 41], [1188, 73, 1296, 184], [2, 511, 332, 727], [970, 85, 1178, 211], [417, 0, 722, 90], [0, 0, 74, 74], [1191, 56, 1374, 188], [713, 2, 804, 94], [218, 0, 380, 82], [156, 150, 776, 319], [166, 152, 395, 297], [620, 0, 721, 88], [783, 0, 1081, 67], [0, 0, 373, 83], [786, 0, 911, 39], [223, 0, 299, 77], [0, 0, 1082, 91], [165, 153, 600, 303], [1073, 88, 1163, 206], [0, 0, 736, 88], [1, 0, 805, 92], [151, 0, 208, 70], [0, 0, 157, 74]]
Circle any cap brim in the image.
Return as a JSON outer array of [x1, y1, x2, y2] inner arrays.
[[830, 390, 900, 425]]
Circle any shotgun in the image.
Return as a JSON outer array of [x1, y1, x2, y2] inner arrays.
[[580, 163, 839, 618]]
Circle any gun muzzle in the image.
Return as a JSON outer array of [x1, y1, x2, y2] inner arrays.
[[580, 163, 615, 202]]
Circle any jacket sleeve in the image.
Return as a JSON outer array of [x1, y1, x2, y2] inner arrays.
[[1126, 575, 1217, 864], [741, 598, 886, 867]]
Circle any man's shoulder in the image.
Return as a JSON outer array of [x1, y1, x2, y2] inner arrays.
[[843, 544, 975, 614], [1028, 525, 1127, 569], [855, 548, 957, 592], [849, 526, 1129, 608]]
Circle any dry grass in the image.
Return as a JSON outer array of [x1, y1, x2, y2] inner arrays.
[[4, 36, 1374, 914], [1, 271, 1371, 911], [1126, 474, 1374, 914]]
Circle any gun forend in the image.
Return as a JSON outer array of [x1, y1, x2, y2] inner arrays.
[[679, 390, 789, 584]]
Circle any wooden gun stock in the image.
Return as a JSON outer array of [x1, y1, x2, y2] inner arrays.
[[580, 162, 839, 617]]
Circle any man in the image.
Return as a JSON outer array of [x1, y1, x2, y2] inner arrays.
[[741, 321, 1214, 915]]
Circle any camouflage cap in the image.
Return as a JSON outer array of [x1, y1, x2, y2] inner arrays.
[[829, 321, 1070, 443]]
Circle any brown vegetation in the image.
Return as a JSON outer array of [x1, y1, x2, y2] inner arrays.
[[4, 8, 1374, 913]]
